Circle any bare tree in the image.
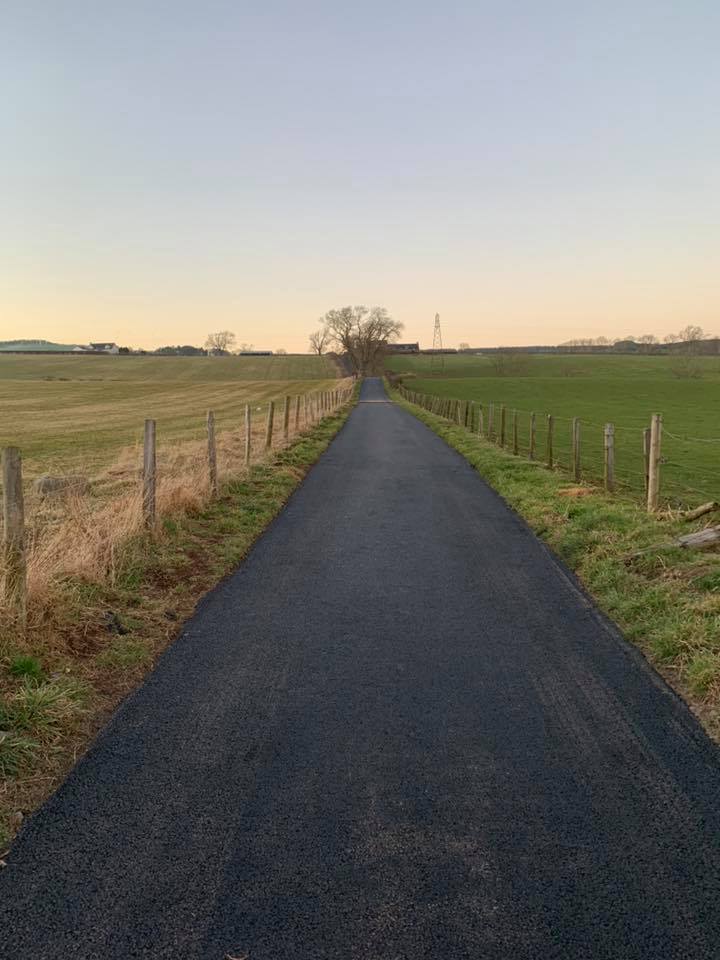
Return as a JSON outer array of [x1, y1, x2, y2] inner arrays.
[[665, 325, 705, 344], [321, 305, 403, 374], [458, 342, 470, 351], [237, 341, 254, 353], [204, 331, 236, 355], [678, 325, 706, 342], [637, 334, 659, 344], [490, 351, 530, 376], [309, 328, 330, 355], [275, 348, 287, 355], [667, 325, 707, 377]]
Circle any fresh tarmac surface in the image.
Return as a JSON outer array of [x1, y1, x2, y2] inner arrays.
[[2, 377, 720, 958]]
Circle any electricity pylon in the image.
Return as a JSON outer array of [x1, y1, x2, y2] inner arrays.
[[430, 312, 444, 374]]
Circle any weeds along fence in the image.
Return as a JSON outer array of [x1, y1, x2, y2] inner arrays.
[[0, 382, 354, 625], [397, 385, 720, 513]]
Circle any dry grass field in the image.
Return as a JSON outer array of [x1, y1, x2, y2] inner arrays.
[[0, 353, 340, 476]]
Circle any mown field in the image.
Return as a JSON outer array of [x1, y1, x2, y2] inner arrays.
[[388, 354, 720, 506], [0, 354, 340, 475]]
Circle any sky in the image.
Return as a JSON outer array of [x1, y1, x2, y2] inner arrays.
[[2, 1, 719, 351]]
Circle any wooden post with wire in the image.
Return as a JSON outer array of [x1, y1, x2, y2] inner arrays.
[[143, 419, 156, 528], [647, 414, 663, 512], [244, 404, 251, 467], [2, 446, 26, 624], [265, 401, 275, 450], [572, 417, 581, 481], [604, 423, 615, 493], [282, 395, 290, 441], [206, 410, 218, 497], [500, 405, 506, 447], [512, 410, 519, 455], [529, 412, 536, 460], [488, 404, 494, 441], [477, 405, 484, 437], [294, 395, 301, 432], [546, 414, 554, 469]]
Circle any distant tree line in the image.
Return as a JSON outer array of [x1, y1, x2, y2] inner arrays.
[[559, 325, 711, 347], [153, 333, 287, 356]]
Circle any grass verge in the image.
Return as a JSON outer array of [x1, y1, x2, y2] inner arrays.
[[393, 390, 720, 737], [0, 402, 354, 850]]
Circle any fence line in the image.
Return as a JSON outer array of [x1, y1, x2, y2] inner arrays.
[[396, 384, 717, 512], [1, 382, 354, 620]]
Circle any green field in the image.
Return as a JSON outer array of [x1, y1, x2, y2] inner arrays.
[[0, 354, 340, 475], [388, 354, 720, 506]]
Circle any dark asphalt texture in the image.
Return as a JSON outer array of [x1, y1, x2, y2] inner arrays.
[[3, 377, 720, 958]]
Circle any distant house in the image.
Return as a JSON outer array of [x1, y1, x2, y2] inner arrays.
[[89, 342, 119, 354], [387, 342, 420, 354]]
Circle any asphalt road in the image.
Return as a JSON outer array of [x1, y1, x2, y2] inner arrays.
[[3, 377, 720, 958]]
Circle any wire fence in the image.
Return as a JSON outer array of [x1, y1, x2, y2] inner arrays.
[[397, 385, 720, 512], [0, 381, 355, 625]]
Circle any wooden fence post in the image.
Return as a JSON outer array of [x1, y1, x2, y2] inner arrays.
[[2, 447, 26, 623], [265, 400, 275, 450], [244, 404, 251, 467], [283, 395, 290, 441], [512, 410, 519, 455], [477, 406, 484, 437], [643, 427, 651, 495], [488, 404, 494, 440], [546, 415, 554, 469], [206, 410, 218, 497], [294, 395, 301, 432], [143, 419, 156, 527], [499, 405, 506, 447], [572, 417, 581, 481], [469, 401, 474, 431], [604, 423, 615, 493], [529, 412, 536, 460], [647, 414, 662, 512]]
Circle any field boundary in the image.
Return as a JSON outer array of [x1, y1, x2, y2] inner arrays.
[[396, 382, 719, 511], [1, 383, 354, 625]]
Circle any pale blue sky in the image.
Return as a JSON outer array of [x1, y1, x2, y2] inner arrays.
[[2, 1, 718, 349]]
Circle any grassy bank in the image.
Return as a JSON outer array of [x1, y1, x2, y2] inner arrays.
[[0, 401, 354, 850], [393, 391, 720, 737]]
